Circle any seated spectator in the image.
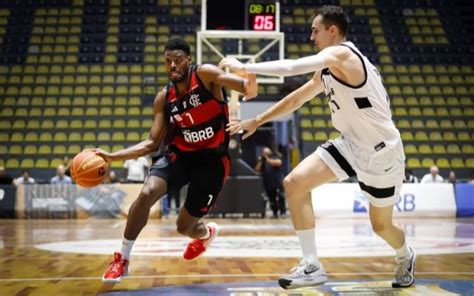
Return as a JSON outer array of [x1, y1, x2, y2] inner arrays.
[[63, 156, 72, 177], [404, 169, 418, 183], [123, 156, 149, 183], [15, 170, 35, 185], [447, 171, 457, 184], [102, 170, 118, 184], [0, 167, 13, 185], [50, 165, 73, 185], [420, 165, 444, 183]]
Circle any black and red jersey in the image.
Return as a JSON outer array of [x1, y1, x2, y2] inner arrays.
[[165, 65, 229, 155]]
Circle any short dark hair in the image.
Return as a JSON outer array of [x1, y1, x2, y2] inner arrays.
[[313, 5, 349, 37], [164, 37, 191, 56]]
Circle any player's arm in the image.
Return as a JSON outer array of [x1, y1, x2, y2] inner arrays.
[[227, 73, 324, 139], [197, 64, 258, 100], [219, 46, 352, 77], [94, 90, 168, 162]]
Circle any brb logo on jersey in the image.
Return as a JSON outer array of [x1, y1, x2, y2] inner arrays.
[[183, 126, 214, 143]]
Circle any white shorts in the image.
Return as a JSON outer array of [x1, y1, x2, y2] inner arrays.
[[315, 136, 405, 207]]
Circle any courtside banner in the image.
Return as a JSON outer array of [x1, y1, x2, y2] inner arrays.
[[16, 184, 161, 219], [455, 184, 474, 217], [312, 183, 456, 218]]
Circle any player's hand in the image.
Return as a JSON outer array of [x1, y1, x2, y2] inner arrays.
[[243, 73, 258, 101], [226, 118, 259, 140], [85, 148, 113, 163], [218, 57, 246, 76]]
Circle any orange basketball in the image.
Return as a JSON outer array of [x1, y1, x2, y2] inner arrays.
[[71, 150, 108, 188]]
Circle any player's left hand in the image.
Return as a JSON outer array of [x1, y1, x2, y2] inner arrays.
[[243, 73, 258, 101], [226, 118, 259, 140], [219, 57, 246, 76]]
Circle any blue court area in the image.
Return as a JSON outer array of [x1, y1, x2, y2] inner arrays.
[[101, 279, 474, 295]]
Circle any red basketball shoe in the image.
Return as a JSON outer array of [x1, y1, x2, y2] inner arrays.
[[183, 222, 219, 261], [102, 252, 129, 283]]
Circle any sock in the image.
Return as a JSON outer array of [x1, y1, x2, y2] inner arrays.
[[395, 242, 411, 259], [199, 226, 211, 240], [296, 228, 320, 268], [120, 238, 135, 260]]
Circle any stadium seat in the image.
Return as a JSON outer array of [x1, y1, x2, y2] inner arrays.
[[9, 145, 22, 155], [415, 131, 428, 141], [407, 158, 421, 168], [50, 158, 63, 168], [6, 159, 19, 169], [84, 120, 97, 129], [465, 159, 474, 168], [302, 131, 313, 141], [433, 144, 446, 154], [35, 159, 49, 168], [54, 132, 68, 142], [412, 120, 425, 128], [39, 132, 53, 141], [461, 144, 472, 154], [67, 145, 81, 155], [38, 145, 52, 155], [450, 158, 465, 169], [447, 144, 461, 154], [83, 132, 96, 142], [20, 159, 35, 169], [401, 131, 414, 141], [127, 132, 140, 141], [404, 144, 418, 154], [421, 158, 435, 168], [112, 132, 125, 141], [98, 132, 111, 141], [418, 144, 432, 154]]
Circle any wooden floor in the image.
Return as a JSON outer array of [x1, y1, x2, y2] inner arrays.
[[0, 217, 473, 295]]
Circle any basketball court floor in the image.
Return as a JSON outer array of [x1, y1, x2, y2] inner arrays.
[[0, 217, 473, 295]]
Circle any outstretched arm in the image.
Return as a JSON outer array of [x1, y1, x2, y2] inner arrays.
[[93, 90, 168, 162], [219, 45, 351, 77], [227, 73, 324, 139], [197, 64, 258, 100]]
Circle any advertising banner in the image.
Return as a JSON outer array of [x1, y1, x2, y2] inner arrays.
[[312, 183, 456, 218], [455, 184, 474, 217], [0, 185, 17, 218], [16, 184, 161, 219]]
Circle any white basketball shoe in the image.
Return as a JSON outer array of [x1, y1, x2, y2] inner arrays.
[[278, 258, 328, 289]]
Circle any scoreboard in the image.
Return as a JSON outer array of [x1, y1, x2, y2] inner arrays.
[[205, 0, 279, 31], [247, 2, 277, 31]]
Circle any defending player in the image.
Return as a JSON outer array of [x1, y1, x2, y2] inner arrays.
[[220, 5, 416, 289]]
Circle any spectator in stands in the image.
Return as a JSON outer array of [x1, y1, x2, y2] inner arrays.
[[403, 169, 418, 183], [447, 171, 457, 184], [256, 146, 286, 218], [14, 170, 35, 185], [63, 156, 72, 177], [0, 167, 14, 185], [123, 156, 149, 183], [420, 165, 444, 183], [470, 171, 474, 184], [103, 170, 118, 184], [50, 164, 73, 185]]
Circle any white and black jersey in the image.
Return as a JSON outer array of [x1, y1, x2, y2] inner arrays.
[[320, 41, 400, 153], [316, 42, 405, 207]]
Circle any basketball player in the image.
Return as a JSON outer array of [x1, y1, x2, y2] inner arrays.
[[220, 5, 416, 289], [95, 37, 257, 283]]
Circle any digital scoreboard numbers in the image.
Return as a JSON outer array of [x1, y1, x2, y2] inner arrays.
[[248, 3, 276, 31]]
